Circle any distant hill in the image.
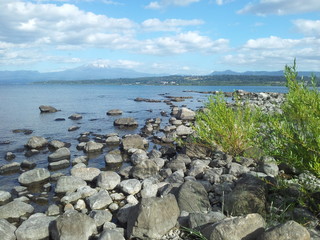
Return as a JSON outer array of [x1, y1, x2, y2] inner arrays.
[[210, 70, 320, 77], [0, 64, 160, 84]]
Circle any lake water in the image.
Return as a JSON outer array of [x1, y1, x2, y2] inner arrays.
[[0, 84, 286, 210]]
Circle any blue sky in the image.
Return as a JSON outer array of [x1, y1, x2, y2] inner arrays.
[[0, 0, 319, 75]]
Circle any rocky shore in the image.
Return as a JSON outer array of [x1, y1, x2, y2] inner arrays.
[[0, 90, 319, 240]]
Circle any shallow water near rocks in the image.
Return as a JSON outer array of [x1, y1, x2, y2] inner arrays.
[[0, 84, 287, 212]]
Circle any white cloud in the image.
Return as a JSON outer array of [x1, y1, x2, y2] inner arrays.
[[90, 59, 142, 69], [145, 0, 200, 9], [238, 0, 320, 16], [216, 0, 234, 6], [141, 18, 204, 32], [293, 19, 320, 37]]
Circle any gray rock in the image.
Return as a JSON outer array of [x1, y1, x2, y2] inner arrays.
[[119, 179, 142, 195], [98, 229, 125, 240], [0, 200, 34, 221], [72, 156, 88, 165], [71, 167, 101, 182], [18, 168, 50, 186], [104, 150, 123, 164], [130, 149, 148, 165], [39, 105, 58, 113], [148, 149, 162, 159], [258, 220, 310, 240], [15, 214, 56, 240], [203, 168, 223, 184], [141, 183, 158, 198], [224, 175, 267, 217], [55, 176, 87, 193], [21, 160, 36, 169], [176, 125, 193, 136], [122, 134, 145, 150], [188, 160, 210, 178], [176, 107, 195, 120], [97, 171, 121, 190], [48, 160, 70, 170], [166, 158, 187, 173], [131, 159, 159, 180], [5, 152, 15, 161], [114, 118, 138, 128], [26, 136, 48, 149], [189, 211, 226, 229], [68, 113, 82, 120], [86, 190, 113, 210], [48, 140, 66, 150], [0, 162, 20, 175], [84, 141, 104, 153], [0, 219, 16, 240], [176, 180, 211, 213], [0, 191, 11, 206], [117, 203, 136, 224], [68, 126, 80, 131], [183, 142, 214, 159], [127, 194, 180, 240], [89, 210, 113, 227], [106, 109, 123, 116], [48, 147, 71, 162], [47, 204, 60, 216], [50, 211, 97, 240], [202, 213, 265, 240], [260, 156, 279, 177], [105, 136, 120, 145], [228, 162, 250, 177]]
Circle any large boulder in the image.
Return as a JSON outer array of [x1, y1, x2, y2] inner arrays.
[[176, 180, 211, 213], [39, 105, 58, 113], [202, 213, 266, 240], [18, 168, 50, 186], [48, 147, 71, 162], [224, 175, 267, 217], [176, 107, 195, 120], [0, 219, 16, 240], [119, 179, 142, 195], [114, 118, 138, 128], [122, 134, 145, 151], [26, 136, 48, 149], [15, 214, 56, 240], [50, 211, 97, 240], [127, 194, 180, 240], [96, 171, 121, 190], [55, 176, 87, 194], [104, 150, 123, 164], [0, 200, 34, 221], [98, 229, 125, 240]]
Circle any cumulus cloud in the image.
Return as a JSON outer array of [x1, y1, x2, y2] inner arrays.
[[145, 0, 200, 9], [293, 19, 320, 37], [238, 0, 320, 16], [141, 18, 204, 32]]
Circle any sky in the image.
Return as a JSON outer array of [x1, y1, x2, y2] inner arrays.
[[0, 0, 320, 75]]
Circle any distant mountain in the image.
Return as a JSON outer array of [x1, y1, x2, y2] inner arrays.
[[0, 64, 160, 84], [210, 70, 320, 77]]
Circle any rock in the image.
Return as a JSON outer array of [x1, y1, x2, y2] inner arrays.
[[84, 141, 104, 153], [131, 159, 159, 180], [188, 160, 210, 178], [224, 175, 267, 217], [176, 180, 211, 213], [105, 136, 120, 145], [0, 200, 34, 221], [0, 162, 20, 174], [98, 229, 125, 240], [86, 190, 113, 210], [176, 125, 193, 136], [258, 220, 310, 240], [39, 105, 58, 113], [15, 214, 56, 240], [48, 140, 66, 150], [122, 134, 145, 150], [114, 118, 138, 128], [71, 167, 101, 182], [228, 162, 250, 177], [48, 160, 70, 170], [89, 210, 113, 227], [105, 150, 123, 164], [12, 129, 33, 135], [202, 213, 265, 240], [0, 219, 16, 240], [5, 152, 15, 161], [55, 176, 87, 194], [47, 204, 60, 216], [69, 113, 82, 120], [260, 156, 279, 177], [97, 171, 121, 190], [0, 191, 11, 206], [119, 179, 142, 195], [166, 158, 187, 173], [68, 126, 80, 131], [176, 107, 195, 120], [107, 109, 123, 116], [21, 160, 36, 169], [55, 118, 65, 121], [117, 203, 136, 224], [26, 136, 48, 149], [18, 168, 50, 186], [183, 142, 214, 159], [50, 211, 97, 240], [127, 194, 180, 240], [189, 211, 226, 229]]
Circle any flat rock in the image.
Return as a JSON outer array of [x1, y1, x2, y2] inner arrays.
[[69, 113, 82, 120], [0, 162, 20, 174], [0, 219, 16, 240], [122, 134, 145, 151], [18, 168, 50, 186], [48, 147, 71, 162], [114, 118, 138, 128], [0, 191, 11, 206], [71, 167, 101, 182], [84, 141, 104, 153], [0, 200, 34, 221], [55, 176, 87, 194], [105, 150, 123, 164], [48, 160, 70, 171], [39, 105, 58, 113], [48, 140, 66, 150], [26, 136, 48, 149], [107, 109, 123, 116]]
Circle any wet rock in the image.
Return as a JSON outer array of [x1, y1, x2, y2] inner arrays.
[[26, 136, 48, 149], [55, 176, 87, 194], [119, 179, 142, 195], [122, 134, 145, 151], [0, 162, 20, 174], [39, 105, 58, 113], [134, 97, 161, 102], [50, 211, 97, 240], [114, 118, 138, 128], [48, 140, 66, 150], [48, 160, 70, 171], [0, 191, 11, 206], [106, 109, 123, 116], [0, 219, 16, 240], [105, 135, 120, 145], [68, 126, 80, 131], [97, 171, 121, 190], [69, 113, 82, 120], [15, 214, 56, 240], [127, 194, 180, 240], [18, 168, 50, 186], [48, 147, 71, 162], [84, 141, 104, 153], [4, 152, 15, 161], [12, 129, 33, 135], [176, 180, 211, 213], [201, 213, 265, 240], [0, 200, 34, 221], [258, 220, 310, 240], [72, 156, 88, 165], [55, 118, 65, 121], [86, 190, 113, 210], [105, 150, 123, 164]]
